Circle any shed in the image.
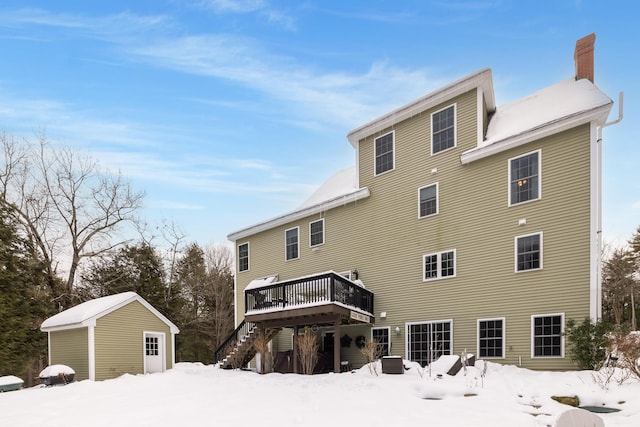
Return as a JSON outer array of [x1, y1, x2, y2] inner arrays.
[[41, 292, 179, 381]]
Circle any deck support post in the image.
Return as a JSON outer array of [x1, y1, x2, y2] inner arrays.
[[293, 325, 299, 374], [333, 318, 340, 374]]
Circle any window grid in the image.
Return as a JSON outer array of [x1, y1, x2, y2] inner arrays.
[[285, 227, 299, 260], [419, 183, 438, 218], [510, 151, 540, 205], [479, 319, 504, 358], [533, 315, 563, 357], [309, 219, 324, 247], [372, 327, 390, 357], [408, 321, 452, 367], [432, 106, 455, 154], [423, 250, 456, 281], [517, 234, 541, 271], [238, 243, 249, 272], [375, 132, 394, 175], [145, 336, 159, 356]]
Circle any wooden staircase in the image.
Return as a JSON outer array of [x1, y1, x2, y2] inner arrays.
[[216, 321, 281, 369]]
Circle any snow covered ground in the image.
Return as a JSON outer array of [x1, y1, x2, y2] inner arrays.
[[1, 361, 639, 426]]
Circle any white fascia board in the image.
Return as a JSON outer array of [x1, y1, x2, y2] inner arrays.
[[227, 187, 370, 241], [40, 319, 97, 332], [460, 104, 612, 164], [347, 68, 494, 147]]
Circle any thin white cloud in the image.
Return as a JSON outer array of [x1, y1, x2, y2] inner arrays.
[[197, 0, 295, 30]]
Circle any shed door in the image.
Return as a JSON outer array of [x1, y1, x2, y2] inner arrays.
[[144, 332, 164, 374]]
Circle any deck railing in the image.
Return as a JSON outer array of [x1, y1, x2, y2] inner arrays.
[[213, 319, 256, 364], [244, 271, 374, 315]]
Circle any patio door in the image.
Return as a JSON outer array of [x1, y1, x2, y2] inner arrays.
[[144, 332, 165, 374]]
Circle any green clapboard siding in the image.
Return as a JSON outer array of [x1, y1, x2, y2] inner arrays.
[[94, 301, 172, 381], [50, 328, 89, 381], [234, 87, 594, 371]]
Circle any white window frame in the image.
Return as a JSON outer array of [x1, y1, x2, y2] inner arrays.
[[477, 317, 506, 359], [418, 182, 439, 219], [374, 130, 395, 176], [285, 226, 300, 261], [508, 149, 542, 207], [422, 249, 456, 281], [531, 313, 565, 359], [431, 104, 457, 155], [339, 271, 352, 280], [514, 232, 543, 273], [309, 218, 325, 247], [371, 326, 391, 357], [237, 242, 249, 273], [405, 319, 453, 367]]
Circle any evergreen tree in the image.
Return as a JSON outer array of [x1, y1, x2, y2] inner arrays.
[[0, 206, 55, 384]]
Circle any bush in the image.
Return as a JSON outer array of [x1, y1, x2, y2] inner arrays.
[[565, 318, 614, 370]]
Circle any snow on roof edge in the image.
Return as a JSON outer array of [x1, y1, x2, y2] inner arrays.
[[41, 292, 179, 334]]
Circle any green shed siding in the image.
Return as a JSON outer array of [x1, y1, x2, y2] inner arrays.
[[94, 301, 172, 381], [234, 87, 594, 370], [49, 328, 89, 381]]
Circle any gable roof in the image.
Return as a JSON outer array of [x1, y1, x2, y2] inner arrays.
[[347, 68, 495, 147], [460, 77, 612, 163], [41, 291, 179, 333]]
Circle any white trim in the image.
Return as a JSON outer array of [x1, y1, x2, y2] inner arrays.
[[237, 241, 250, 273], [514, 232, 543, 273], [171, 333, 176, 369], [227, 187, 370, 241], [285, 226, 300, 261], [476, 86, 484, 146], [431, 104, 457, 156], [374, 130, 395, 176], [338, 270, 352, 280], [348, 68, 495, 146], [309, 218, 325, 247], [477, 317, 506, 359], [589, 122, 600, 320], [143, 331, 167, 374], [418, 182, 439, 219], [422, 249, 456, 281], [47, 332, 51, 366], [405, 319, 454, 363], [371, 326, 391, 356], [88, 325, 95, 380], [460, 103, 611, 164], [508, 149, 542, 207], [531, 313, 565, 359]]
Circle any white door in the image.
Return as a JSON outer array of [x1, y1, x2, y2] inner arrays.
[[144, 332, 164, 374]]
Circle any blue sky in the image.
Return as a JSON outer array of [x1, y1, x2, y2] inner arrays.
[[0, 1, 637, 248]]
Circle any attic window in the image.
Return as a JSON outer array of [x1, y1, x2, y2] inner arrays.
[[431, 105, 456, 154], [374, 131, 394, 175]]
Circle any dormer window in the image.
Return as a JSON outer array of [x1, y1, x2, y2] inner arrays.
[[431, 105, 456, 155]]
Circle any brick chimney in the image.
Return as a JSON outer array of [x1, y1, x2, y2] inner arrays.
[[574, 33, 596, 83]]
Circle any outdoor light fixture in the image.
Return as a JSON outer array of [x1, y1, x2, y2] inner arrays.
[[394, 326, 401, 335], [352, 268, 359, 280]]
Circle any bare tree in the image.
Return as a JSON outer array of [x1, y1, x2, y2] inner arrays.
[[205, 243, 235, 348], [0, 132, 144, 308], [602, 247, 636, 327]]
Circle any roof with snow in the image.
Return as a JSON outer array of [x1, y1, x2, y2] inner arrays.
[[227, 69, 613, 242], [227, 167, 368, 241], [41, 291, 179, 333]]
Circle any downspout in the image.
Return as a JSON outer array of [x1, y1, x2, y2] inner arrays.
[[596, 92, 624, 320]]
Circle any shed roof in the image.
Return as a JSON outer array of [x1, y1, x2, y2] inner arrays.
[[41, 292, 179, 333]]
